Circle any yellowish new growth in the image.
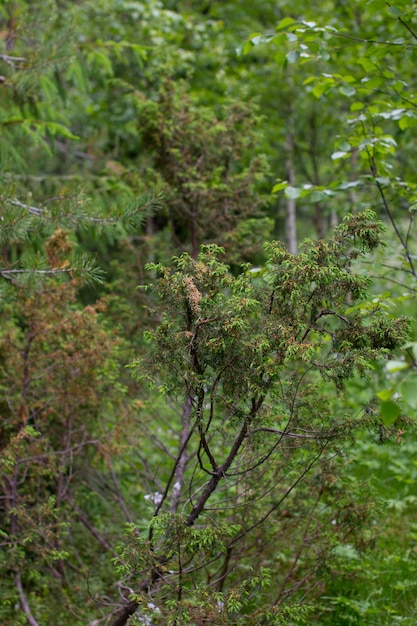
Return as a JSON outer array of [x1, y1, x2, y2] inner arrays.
[[184, 276, 202, 315]]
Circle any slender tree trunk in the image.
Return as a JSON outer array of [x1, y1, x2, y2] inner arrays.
[[349, 150, 359, 214], [309, 109, 326, 239], [330, 209, 338, 229], [6, 9, 16, 51], [146, 215, 155, 264], [314, 203, 325, 239], [170, 396, 192, 513], [190, 209, 199, 260], [285, 132, 297, 255]]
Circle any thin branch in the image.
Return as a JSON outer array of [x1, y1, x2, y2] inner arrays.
[[250, 426, 336, 440], [109, 460, 133, 523], [110, 423, 323, 626], [375, 178, 417, 277], [274, 491, 321, 604], [150, 410, 197, 523], [229, 447, 327, 547], [405, 213, 414, 248], [398, 15, 417, 43], [170, 397, 192, 513], [10, 196, 157, 224], [376, 275, 417, 291], [0, 267, 73, 277], [187, 396, 263, 527], [11, 199, 43, 215], [365, 143, 417, 278], [0, 54, 25, 65], [315, 309, 350, 325], [65, 498, 114, 553], [332, 30, 417, 48], [300, 309, 350, 342], [14, 572, 40, 626], [378, 262, 414, 275]]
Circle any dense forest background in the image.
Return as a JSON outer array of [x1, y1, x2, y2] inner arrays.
[[1, 1, 417, 624]]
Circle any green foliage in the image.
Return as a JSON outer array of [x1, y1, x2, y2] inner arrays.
[[314, 433, 417, 625], [140, 212, 407, 395], [114, 212, 408, 625], [133, 79, 270, 260], [1, 0, 417, 624], [0, 261, 132, 624]]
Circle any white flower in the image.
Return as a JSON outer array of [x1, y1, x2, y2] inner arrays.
[[144, 492, 163, 505]]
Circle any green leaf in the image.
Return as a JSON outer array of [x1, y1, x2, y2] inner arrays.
[[331, 151, 349, 160], [364, 76, 383, 90], [286, 32, 298, 42], [276, 17, 296, 31], [388, 6, 404, 16], [380, 400, 401, 426], [339, 85, 356, 97], [385, 360, 409, 373], [377, 389, 394, 401], [251, 34, 274, 46], [286, 50, 300, 64], [357, 57, 377, 73], [403, 342, 417, 361], [338, 141, 351, 151], [399, 381, 417, 409], [399, 116, 409, 130], [312, 83, 328, 98], [310, 190, 325, 202], [284, 186, 301, 199], [242, 40, 254, 55], [338, 181, 361, 190], [272, 180, 288, 193]]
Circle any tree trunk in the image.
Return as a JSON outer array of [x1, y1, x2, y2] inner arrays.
[[285, 132, 297, 254]]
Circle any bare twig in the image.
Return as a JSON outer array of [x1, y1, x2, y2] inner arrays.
[[250, 426, 336, 440], [0, 54, 25, 66], [332, 30, 417, 48], [274, 491, 321, 604], [65, 497, 114, 553], [14, 572, 40, 626], [11, 198, 43, 216], [170, 396, 192, 513], [398, 15, 417, 43], [109, 460, 133, 523]]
